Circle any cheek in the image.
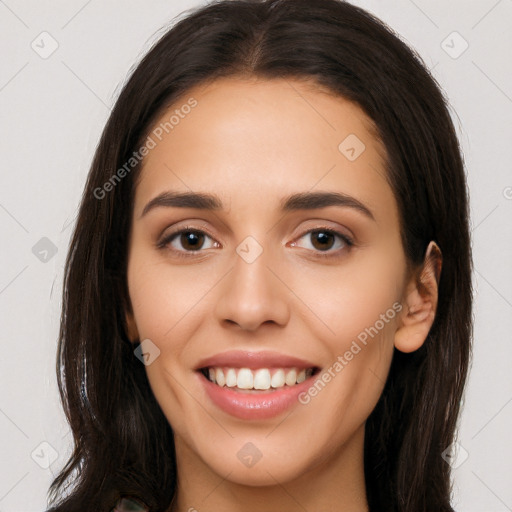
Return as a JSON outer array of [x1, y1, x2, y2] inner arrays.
[[126, 257, 214, 428], [300, 318, 397, 452], [286, 253, 404, 346], [289, 253, 402, 425], [127, 256, 218, 344]]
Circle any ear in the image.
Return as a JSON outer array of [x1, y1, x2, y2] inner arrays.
[[125, 310, 140, 344], [394, 241, 442, 353]]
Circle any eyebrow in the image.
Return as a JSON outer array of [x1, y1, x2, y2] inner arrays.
[[140, 190, 375, 221]]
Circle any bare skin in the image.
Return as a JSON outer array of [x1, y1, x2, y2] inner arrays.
[[125, 77, 441, 512]]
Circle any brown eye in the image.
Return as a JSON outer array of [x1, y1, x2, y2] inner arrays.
[[178, 230, 206, 251], [292, 228, 353, 257], [157, 227, 218, 255], [310, 230, 336, 251]]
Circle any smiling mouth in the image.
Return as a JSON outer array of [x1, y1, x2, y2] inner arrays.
[[199, 366, 320, 392]]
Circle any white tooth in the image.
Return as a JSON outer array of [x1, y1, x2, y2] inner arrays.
[[271, 369, 285, 388], [285, 368, 297, 386], [253, 369, 271, 390], [225, 368, 237, 387], [296, 369, 306, 383], [208, 368, 216, 383], [237, 368, 254, 389], [215, 368, 225, 387]]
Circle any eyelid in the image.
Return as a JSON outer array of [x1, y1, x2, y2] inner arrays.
[[292, 222, 354, 244]]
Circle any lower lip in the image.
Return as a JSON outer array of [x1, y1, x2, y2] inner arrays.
[[197, 371, 316, 420]]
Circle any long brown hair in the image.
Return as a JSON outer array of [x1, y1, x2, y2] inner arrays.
[[47, 1, 473, 510]]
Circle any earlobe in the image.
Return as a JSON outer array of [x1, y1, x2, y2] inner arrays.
[[125, 311, 140, 344], [394, 241, 442, 353]]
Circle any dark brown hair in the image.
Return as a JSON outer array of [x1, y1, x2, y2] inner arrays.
[[47, 0, 472, 510]]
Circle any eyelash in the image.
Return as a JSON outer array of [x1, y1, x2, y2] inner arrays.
[[156, 225, 354, 260]]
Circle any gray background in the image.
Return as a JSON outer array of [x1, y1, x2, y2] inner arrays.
[[0, 1, 511, 510]]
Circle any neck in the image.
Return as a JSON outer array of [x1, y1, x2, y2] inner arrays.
[[169, 425, 369, 512]]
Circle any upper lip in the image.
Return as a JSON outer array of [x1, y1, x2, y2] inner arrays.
[[195, 350, 319, 370]]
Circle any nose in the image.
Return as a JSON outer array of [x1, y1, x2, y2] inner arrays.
[[214, 243, 290, 332]]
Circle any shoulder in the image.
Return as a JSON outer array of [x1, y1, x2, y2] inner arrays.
[[111, 497, 149, 512]]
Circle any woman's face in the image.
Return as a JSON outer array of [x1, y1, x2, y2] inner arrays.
[[126, 77, 409, 486]]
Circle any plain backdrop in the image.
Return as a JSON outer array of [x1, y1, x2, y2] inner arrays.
[[0, 1, 511, 511]]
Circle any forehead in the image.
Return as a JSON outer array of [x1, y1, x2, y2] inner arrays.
[[134, 76, 394, 221]]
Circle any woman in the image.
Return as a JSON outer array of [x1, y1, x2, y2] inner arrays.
[[47, 0, 472, 511]]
